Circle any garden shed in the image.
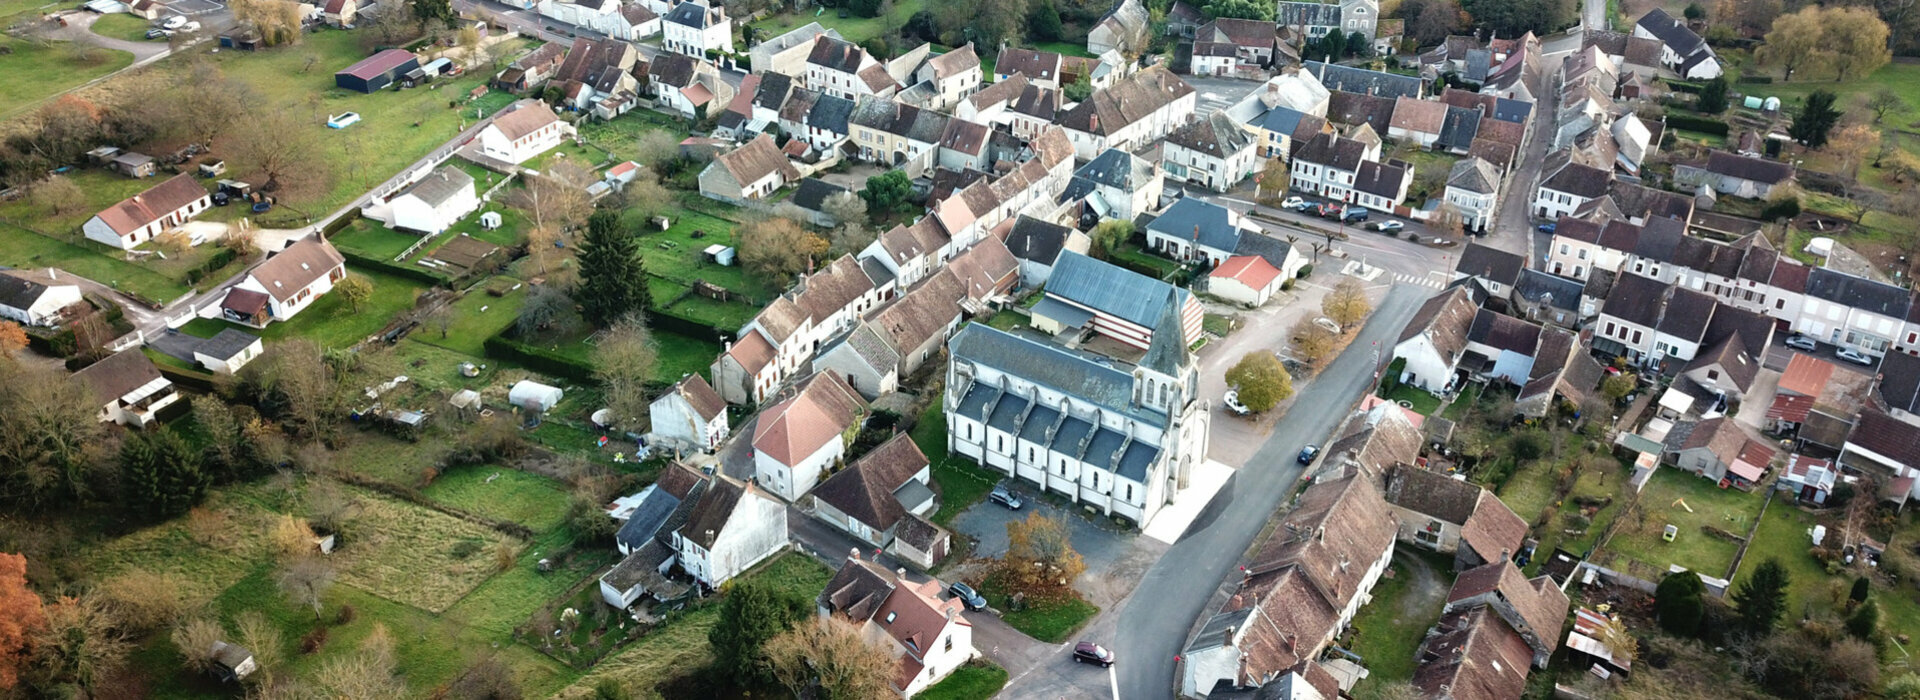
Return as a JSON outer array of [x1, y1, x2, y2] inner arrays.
[[509, 380, 564, 412]]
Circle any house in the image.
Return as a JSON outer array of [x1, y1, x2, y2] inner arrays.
[[0, 270, 82, 327], [1681, 333, 1758, 400], [946, 319, 1208, 528], [810, 434, 947, 564], [751, 20, 840, 74], [1770, 353, 1876, 451], [1514, 325, 1605, 418], [817, 555, 974, 695], [318, 0, 357, 26], [753, 372, 869, 501], [661, 0, 731, 58], [1304, 61, 1420, 100], [698, 134, 800, 204], [1246, 105, 1313, 160], [1087, 0, 1149, 55], [191, 329, 264, 375], [1667, 416, 1776, 488], [1674, 151, 1795, 200], [1510, 268, 1585, 327], [601, 467, 788, 606], [788, 178, 853, 228], [1277, 0, 1378, 40], [493, 42, 567, 94], [1320, 400, 1425, 479], [535, 0, 658, 40], [1179, 470, 1397, 697], [1057, 66, 1197, 161], [776, 88, 855, 153], [1208, 255, 1286, 307], [1060, 148, 1163, 226], [1840, 407, 1920, 503], [913, 44, 982, 111], [1144, 198, 1304, 275], [335, 49, 419, 93], [805, 35, 896, 100], [220, 237, 346, 327], [475, 101, 572, 165], [1463, 309, 1545, 386], [1392, 285, 1482, 393], [1436, 105, 1483, 154], [813, 269, 966, 399], [1290, 132, 1376, 204], [546, 37, 641, 111], [993, 48, 1068, 89], [82, 174, 211, 250], [1030, 251, 1203, 350], [1224, 70, 1331, 126], [937, 118, 993, 172], [1777, 454, 1839, 505], [1453, 243, 1525, 297], [1879, 351, 1920, 419], [1191, 17, 1288, 69], [1633, 8, 1720, 79], [848, 97, 951, 177], [1444, 157, 1501, 233], [73, 349, 178, 427], [649, 374, 729, 452], [1350, 159, 1411, 213], [1414, 605, 1540, 700], [1441, 560, 1570, 669], [1798, 267, 1909, 358], [209, 641, 256, 683], [712, 255, 891, 404], [1006, 215, 1087, 287], [1382, 464, 1529, 571], [1161, 112, 1257, 193], [372, 165, 478, 235], [1387, 97, 1446, 148], [1533, 157, 1612, 220]]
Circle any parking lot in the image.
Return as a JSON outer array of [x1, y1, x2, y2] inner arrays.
[[949, 488, 1136, 577]]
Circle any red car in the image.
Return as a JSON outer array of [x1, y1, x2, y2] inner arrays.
[[1073, 642, 1114, 667]]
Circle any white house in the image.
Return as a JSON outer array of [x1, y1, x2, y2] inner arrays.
[[1057, 66, 1196, 161], [1392, 286, 1481, 393], [73, 349, 179, 428], [661, 0, 732, 58], [1161, 112, 1256, 193], [191, 329, 264, 375], [1208, 255, 1286, 306], [219, 237, 346, 327], [1444, 157, 1500, 233], [913, 43, 982, 111], [751, 22, 840, 77], [697, 133, 800, 204], [817, 556, 975, 696], [475, 101, 572, 166], [1276, 0, 1378, 40], [804, 34, 896, 100], [1633, 8, 1721, 80], [649, 374, 729, 452], [534, 0, 658, 40], [0, 270, 82, 327], [82, 174, 211, 250], [374, 165, 478, 235], [1060, 148, 1163, 226], [1532, 158, 1612, 220], [1350, 160, 1411, 214], [673, 475, 787, 589], [1291, 132, 1377, 204], [752, 373, 868, 501]]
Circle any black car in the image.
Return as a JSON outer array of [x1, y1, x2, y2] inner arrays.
[[1297, 444, 1320, 465], [948, 582, 987, 611], [1343, 209, 1370, 223]]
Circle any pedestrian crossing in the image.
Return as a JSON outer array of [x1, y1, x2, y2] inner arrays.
[[1394, 272, 1446, 289]]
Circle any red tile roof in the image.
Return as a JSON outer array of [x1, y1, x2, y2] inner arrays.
[[751, 373, 866, 466], [1210, 255, 1282, 292], [93, 174, 208, 237]]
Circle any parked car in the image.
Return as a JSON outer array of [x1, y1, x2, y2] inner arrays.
[[161, 14, 186, 29], [326, 112, 361, 129], [1836, 348, 1876, 366], [1291, 199, 1317, 212], [1297, 444, 1320, 465], [989, 483, 1023, 510], [1783, 335, 1819, 352], [1536, 223, 1556, 234], [947, 582, 987, 612], [1223, 390, 1250, 416], [1369, 220, 1403, 233], [1313, 317, 1341, 334], [144, 28, 166, 39], [1073, 642, 1115, 667], [1343, 209, 1370, 223], [1315, 203, 1344, 219], [1280, 196, 1304, 210]]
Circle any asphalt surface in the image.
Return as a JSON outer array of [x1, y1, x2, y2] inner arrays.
[[997, 285, 1426, 699]]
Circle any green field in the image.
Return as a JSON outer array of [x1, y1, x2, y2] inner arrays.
[[1602, 467, 1763, 582], [915, 661, 1009, 700], [1735, 503, 1920, 643], [911, 396, 995, 526], [0, 222, 192, 303], [421, 465, 572, 533], [979, 575, 1099, 643], [91, 13, 156, 42], [1761, 62, 1920, 130], [576, 109, 691, 164], [330, 220, 423, 260], [749, 0, 927, 45], [0, 34, 134, 121], [181, 265, 428, 348], [1345, 551, 1450, 696], [412, 279, 529, 356]]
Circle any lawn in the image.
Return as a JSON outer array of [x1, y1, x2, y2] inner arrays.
[[180, 265, 428, 348], [1602, 467, 1764, 582], [627, 203, 781, 302], [1736, 502, 1920, 643], [525, 140, 612, 173], [1378, 381, 1442, 415], [421, 465, 573, 533], [330, 219, 424, 260], [749, 0, 926, 45], [1442, 383, 1482, 420], [412, 279, 530, 357], [1029, 41, 1095, 58], [1344, 551, 1451, 698], [326, 485, 519, 613], [91, 13, 156, 42], [1110, 238, 1184, 280], [576, 110, 691, 164], [977, 575, 1099, 643], [0, 34, 134, 121], [914, 660, 1009, 700], [982, 309, 1026, 331], [0, 222, 190, 304], [1527, 455, 1628, 571], [1492, 456, 1555, 528], [911, 396, 996, 526], [1765, 62, 1920, 137]]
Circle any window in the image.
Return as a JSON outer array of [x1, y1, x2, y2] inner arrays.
[[1707, 369, 1720, 380], [1577, 249, 1588, 260], [886, 611, 897, 623], [1631, 330, 1643, 344], [1559, 244, 1569, 255], [945, 637, 953, 652], [1125, 484, 1133, 501]]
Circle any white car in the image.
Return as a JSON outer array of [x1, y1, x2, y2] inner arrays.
[[1835, 348, 1876, 366], [1369, 220, 1404, 233], [1223, 390, 1250, 415], [161, 14, 186, 29], [1279, 196, 1304, 210], [1314, 317, 1342, 334], [326, 112, 362, 129]]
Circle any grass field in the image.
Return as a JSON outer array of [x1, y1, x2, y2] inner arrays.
[[748, 0, 926, 45], [1736, 503, 1920, 643], [181, 265, 428, 348], [1764, 62, 1920, 132], [0, 222, 191, 303], [911, 397, 996, 526], [979, 575, 1099, 643], [0, 34, 134, 121], [576, 109, 690, 164], [327, 486, 516, 612], [421, 465, 572, 533], [91, 13, 155, 42], [1603, 467, 1763, 582], [1030, 40, 1095, 58], [915, 660, 1009, 700], [1345, 551, 1450, 697], [412, 280, 529, 357], [1378, 381, 1441, 415], [625, 202, 781, 303], [331, 220, 424, 260]]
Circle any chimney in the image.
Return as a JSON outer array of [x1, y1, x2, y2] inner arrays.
[[896, 567, 909, 583], [850, 547, 861, 561], [1089, 113, 1099, 131], [46, 268, 55, 280]]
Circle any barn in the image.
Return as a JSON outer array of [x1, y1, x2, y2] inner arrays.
[[335, 49, 421, 93]]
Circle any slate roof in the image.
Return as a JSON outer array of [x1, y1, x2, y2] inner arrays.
[[789, 178, 850, 213], [1468, 309, 1542, 356], [0, 271, 68, 313], [1326, 91, 1397, 133], [73, 348, 163, 405], [1057, 67, 1194, 137], [613, 465, 706, 552], [1293, 132, 1367, 172], [664, 0, 722, 28], [1656, 287, 1717, 343], [752, 372, 866, 467], [1071, 148, 1152, 189], [1706, 151, 1794, 185], [805, 93, 856, 134], [806, 34, 870, 73], [1354, 160, 1409, 199], [1540, 160, 1612, 198], [849, 96, 949, 143], [1851, 406, 1920, 468], [1166, 112, 1253, 156], [753, 72, 794, 111], [1805, 268, 1911, 319], [1879, 351, 1920, 414], [1046, 251, 1189, 329], [1684, 334, 1757, 391], [812, 434, 928, 532], [1304, 61, 1423, 99], [1276, 0, 1341, 26], [1447, 157, 1499, 195], [197, 329, 260, 362], [949, 324, 1162, 426], [1600, 272, 1669, 328], [681, 475, 753, 550], [1147, 197, 1240, 252], [994, 48, 1062, 81], [818, 557, 897, 622], [1513, 269, 1583, 314], [1456, 243, 1524, 287], [1007, 216, 1074, 264], [1437, 106, 1483, 151], [1636, 8, 1704, 58]]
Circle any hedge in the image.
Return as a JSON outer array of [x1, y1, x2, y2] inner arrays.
[[1737, 75, 1774, 84], [1666, 80, 1702, 94], [483, 333, 596, 382], [336, 247, 449, 288], [1664, 113, 1730, 136], [183, 247, 238, 286]]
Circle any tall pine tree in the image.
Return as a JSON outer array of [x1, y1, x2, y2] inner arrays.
[[1731, 558, 1790, 637], [575, 210, 649, 328], [121, 429, 208, 520], [1789, 91, 1842, 149]]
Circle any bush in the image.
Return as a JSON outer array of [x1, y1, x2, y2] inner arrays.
[[1761, 197, 1802, 222], [1737, 75, 1774, 84], [1664, 113, 1731, 136], [1296, 264, 1313, 279], [335, 604, 356, 626], [483, 333, 595, 382], [300, 626, 328, 654]]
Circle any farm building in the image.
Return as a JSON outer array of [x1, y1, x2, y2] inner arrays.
[[336, 49, 421, 93]]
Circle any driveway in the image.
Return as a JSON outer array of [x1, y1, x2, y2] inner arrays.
[[999, 285, 1428, 700]]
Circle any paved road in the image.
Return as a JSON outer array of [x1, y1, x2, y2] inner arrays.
[[1000, 285, 1427, 699]]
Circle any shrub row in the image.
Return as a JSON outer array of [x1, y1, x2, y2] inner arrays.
[[336, 247, 449, 288], [1664, 113, 1731, 136], [1737, 75, 1774, 84], [1666, 80, 1703, 94], [182, 247, 238, 286], [483, 333, 596, 383]]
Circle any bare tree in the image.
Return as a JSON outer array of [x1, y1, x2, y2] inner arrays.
[[1321, 279, 1371, 330], [97, 569, 193, 634], [504, 160, 595, 231], [29, 175, 84, 216], [619, 173, 674, 220], [820, 190, 868, 228], [29, 594, 131, 694], [310, 623, 404, 697], [221, 106, 331, 205], [0, 358, 111, 507], [234, 610, 282, 684], [592, 314, 658, 432], [764, 617, 896, 700], [170, 618, 224, 674], [633, 130, 684, 165], [277, 557, 336, 621], [737, 215, 827, 279], [271, 513, 318, 560]]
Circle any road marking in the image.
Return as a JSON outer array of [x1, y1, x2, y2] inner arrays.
[[1109, 663, 1120, 700], [1391, 272, 1445, 289]]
